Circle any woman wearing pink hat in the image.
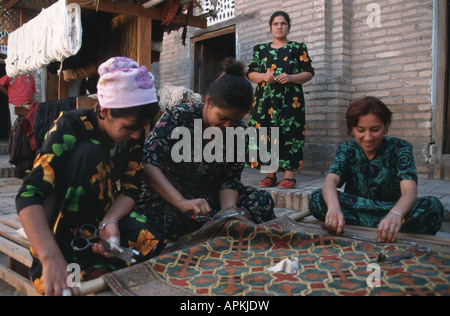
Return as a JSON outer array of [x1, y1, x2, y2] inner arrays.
[[16, 57, 164, 296]]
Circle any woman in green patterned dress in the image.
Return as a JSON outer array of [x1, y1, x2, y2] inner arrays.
[[247, 11, 315, 189], [309, 97, 444, 243]]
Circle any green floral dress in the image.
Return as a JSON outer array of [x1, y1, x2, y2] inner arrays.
[[16, 107, 165, 294], [247, 41, 314, 171], [309, 137, 444, 235]]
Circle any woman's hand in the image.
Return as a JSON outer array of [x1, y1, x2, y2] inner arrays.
[[275, 73, 291, 84], [19, 205, 81, 296], [377, 211, 403, 243], [93, 221, 120, 259], [377, 180, 416, 243], [325, 208, 345, 236], [322, 174, 345, 235], [41, 251, 81, 296], [177, 198, 211, 219], [277, 72, 314, 85], [263, 71, 276, 84], [93, 195, 136, 258]]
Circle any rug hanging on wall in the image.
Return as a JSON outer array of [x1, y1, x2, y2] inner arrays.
[[103, 217, 450, 296]]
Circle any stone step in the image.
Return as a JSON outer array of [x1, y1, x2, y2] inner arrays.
[[0, 154, 15, 179], [0, 142, 8, 155], [0, 167, 15, 178], [241, 169, 450, 224]]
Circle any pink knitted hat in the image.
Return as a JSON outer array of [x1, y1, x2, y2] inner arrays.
[[97, 57, 158, 109]]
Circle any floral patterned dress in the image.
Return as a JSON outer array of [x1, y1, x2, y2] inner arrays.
[[16, 107, 165, 294], [136, 103, 276, 241], [247, 41, 314, 171], [309, 137, 444, 235]]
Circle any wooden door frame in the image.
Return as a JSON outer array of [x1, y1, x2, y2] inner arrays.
[[191, 26, 236, 93], [435, 0, 449, 165]]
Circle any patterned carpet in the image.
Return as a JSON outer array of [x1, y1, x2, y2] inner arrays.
[[103, 216, 450, 296]]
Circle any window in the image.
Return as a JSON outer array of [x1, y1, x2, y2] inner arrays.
[[198, 0, 236, 26]]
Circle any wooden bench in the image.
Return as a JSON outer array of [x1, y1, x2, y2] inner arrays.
[[0, 217, 38, 296], [0, 217, 110, 296]]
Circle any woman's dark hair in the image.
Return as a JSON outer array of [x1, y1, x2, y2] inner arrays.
[[270, 11, 291, 29], [98, 102, 161, 129], [346, 97, 393, 135], [207, 58, 254, 113]]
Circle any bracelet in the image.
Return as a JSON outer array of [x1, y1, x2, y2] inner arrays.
[[390, 210, 403, 218], [99, 220, 119, 231], [221, 206, 238, 212]]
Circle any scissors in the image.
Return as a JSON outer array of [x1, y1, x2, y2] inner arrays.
[[71, 223, 139, 264]]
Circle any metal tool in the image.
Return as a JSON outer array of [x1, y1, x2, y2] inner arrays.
[[197, 208, 246, 221], [378, 251, 413, 264], [71, 223, 139, 264], [377, 242, 431, 264], [339, 232, 378, 244], [321, 224, 377, 244]]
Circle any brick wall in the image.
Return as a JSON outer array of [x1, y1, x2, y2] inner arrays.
[[351, 0, 435, 177], [155, 0, 437, 178], [155, 29, 191, 88]]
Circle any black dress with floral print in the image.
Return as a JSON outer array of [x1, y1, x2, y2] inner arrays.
[[247, 41, 314, 171], [137, 103, 276, 241], [16, 107, 165, 294]]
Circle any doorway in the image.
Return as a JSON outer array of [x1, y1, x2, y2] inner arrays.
[[192, 27, 236, 97], [445, 0, 450, 154], [0, 63, 10, 140], [437, 0, 450, 157]]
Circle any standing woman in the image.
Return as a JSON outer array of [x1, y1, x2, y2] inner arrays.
[[247, 11, 315, 189]]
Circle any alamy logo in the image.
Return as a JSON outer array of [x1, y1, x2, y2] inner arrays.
[[66, 263, 81, 288], [367, 3, 382, 28], [366, 263, 381, 288], [171, 119, 280, 173]]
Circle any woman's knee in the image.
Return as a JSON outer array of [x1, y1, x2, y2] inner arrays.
[[119, 210, 166, 261], [238, 187, 275, 223], [309, 189, 327, 220], [403, 196, 444, 235]]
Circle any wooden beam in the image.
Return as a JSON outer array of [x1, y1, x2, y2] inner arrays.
[[142, 0, 166, 9], [58, 73, 69, 100], [67, 0, 207, 28], [436, 0, 449, 157], [2, 0, 20, 10], [137, 16, 152, 70], [0, 264, 41, 296]]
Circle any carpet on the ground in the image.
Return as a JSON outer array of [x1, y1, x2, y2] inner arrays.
[[102, 215, 450, 296]]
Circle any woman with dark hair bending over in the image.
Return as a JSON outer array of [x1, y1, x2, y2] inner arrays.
[[309, 97, 443, 243], [136, 59, 276, 242], [247, 11, 314, 189]]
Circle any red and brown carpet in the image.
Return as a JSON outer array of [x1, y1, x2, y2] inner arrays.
[[102, 216, 450, 296]]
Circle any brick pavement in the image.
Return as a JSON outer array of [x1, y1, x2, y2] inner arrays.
[[2, 167, 449, 234]]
